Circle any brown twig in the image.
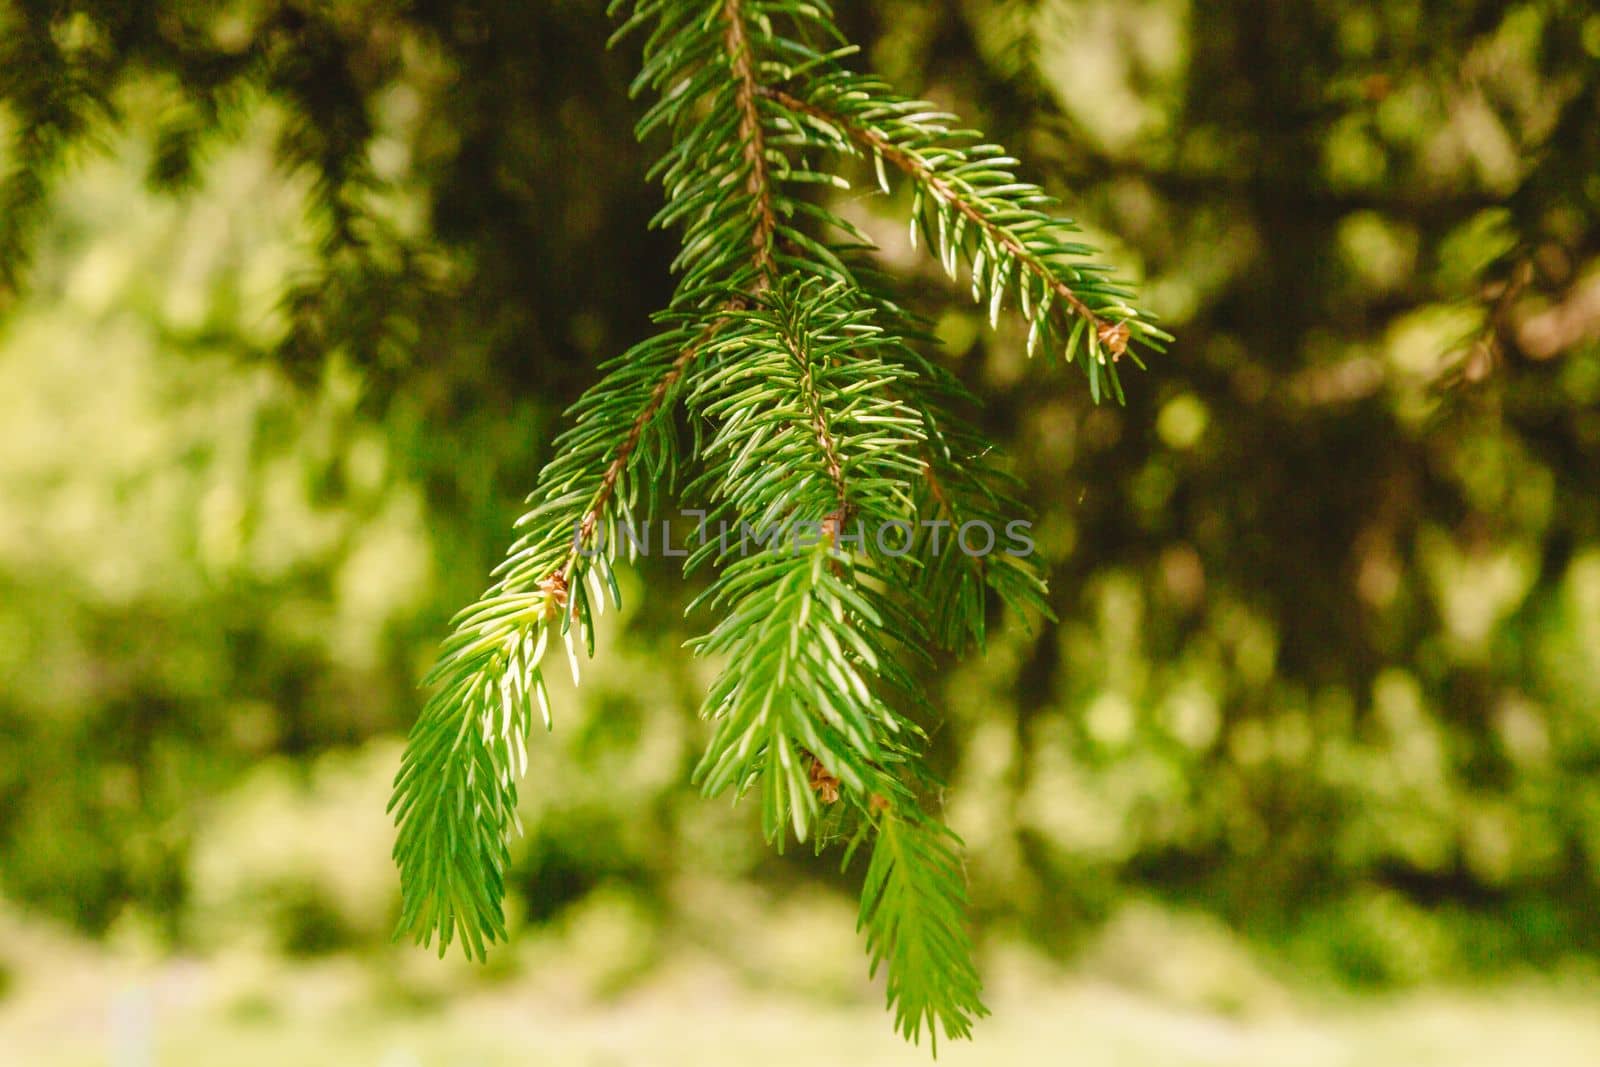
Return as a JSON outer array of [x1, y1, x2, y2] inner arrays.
[[554, 320, 723, 586], [779, 310, 853, 563], [724, 0, 776, 287]]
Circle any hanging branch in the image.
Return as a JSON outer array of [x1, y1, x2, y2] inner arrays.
[[390, 316, 707, 958], [394, 0, 1166, 1048]]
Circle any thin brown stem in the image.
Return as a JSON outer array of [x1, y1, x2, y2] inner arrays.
[[555, 320, 723, 585], [783, 317, 849, 512], [921, 455, 951, 515], [723, 0, 776, 286], [919, 452, 985, 584]]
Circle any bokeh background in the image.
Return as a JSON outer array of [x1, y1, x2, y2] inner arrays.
[[2, 1, 1600, 1063]]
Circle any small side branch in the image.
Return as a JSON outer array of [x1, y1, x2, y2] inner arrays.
[[761, 86, 1122, 352]]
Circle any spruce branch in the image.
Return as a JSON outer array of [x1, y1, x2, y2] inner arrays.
[[684, 282, 930, 841], [761, 78, 1170, 397], [395, 0, 1164, 1049], [681, 282, 993, 1035], [389, 317, 707, 958]]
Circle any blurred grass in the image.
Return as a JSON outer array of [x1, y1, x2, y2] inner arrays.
[[5, 923, 1600, 1067]]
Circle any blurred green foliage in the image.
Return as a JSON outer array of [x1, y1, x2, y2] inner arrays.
[[1, 0, 1599, 993]]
